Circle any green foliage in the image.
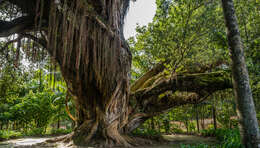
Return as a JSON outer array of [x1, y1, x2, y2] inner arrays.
[[217, 129, 242, 148], [171, 124, 184, 134], [11, 90, 55, 128], [129, 0, 232, 79], [50, 128, 72, 135], [0, 130, 22, 140], [129, 0, 259, 115], [200, 128, 242, 148], [132, 128, 161, 137], [180, 143, 210, 148], [0, 61, 73, 139], [25, 128, 45, 136], [181, 128, 242, 148]]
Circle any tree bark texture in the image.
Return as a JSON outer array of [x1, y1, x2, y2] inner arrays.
[[221, 0, 260, 147], [47, 1, 133, 146]]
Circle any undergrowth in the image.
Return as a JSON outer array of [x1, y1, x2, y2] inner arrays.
[[181, 128, 243, 148], [0, 130, 22, 141]]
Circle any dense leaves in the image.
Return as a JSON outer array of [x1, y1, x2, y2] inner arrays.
[[0, 61, 74, 136], [130, 0, 259, 146]]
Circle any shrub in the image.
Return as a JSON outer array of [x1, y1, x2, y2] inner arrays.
[[132, 128, 161, 137], [171, 124, 184, 134], [25, 128, 45, 136], [0, 130, 22, 140], [50, 128, 72, 135], [180, 144, 209, 148], [198, 128, 242, 148]]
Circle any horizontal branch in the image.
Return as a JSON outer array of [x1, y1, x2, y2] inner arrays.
[[126, 71, 232, 133], [133, 71, 232, 101], [0, 16, 35, 37], [21, 33, 47, 48], [144, 92, 211, 114], [125, 92, 205, 133]]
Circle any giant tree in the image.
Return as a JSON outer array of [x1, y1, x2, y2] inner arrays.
[[0, 0, 232, 147]]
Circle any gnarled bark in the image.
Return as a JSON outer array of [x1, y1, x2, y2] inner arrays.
[[47, 1, 133, 147]]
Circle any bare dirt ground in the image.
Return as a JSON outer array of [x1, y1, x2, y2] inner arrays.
[[0, 134, 218, 148], [0, 137, 50, 148]]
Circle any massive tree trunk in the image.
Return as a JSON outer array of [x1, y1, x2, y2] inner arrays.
[[48, 1, 133, 146], [0, 0, 233, 147], [221, 0, 260, 147]]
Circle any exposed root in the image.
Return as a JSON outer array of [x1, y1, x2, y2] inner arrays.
[[34, 118, 164, 148], [45, 132, 74, 143], [28, 131, 169, 148], [84, 120, 99, 143]]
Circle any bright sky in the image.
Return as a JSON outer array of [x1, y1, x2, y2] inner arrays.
[[124, 0, 156, 39]]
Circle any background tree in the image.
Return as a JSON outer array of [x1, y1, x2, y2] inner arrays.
[[221, 0, 260, 147]]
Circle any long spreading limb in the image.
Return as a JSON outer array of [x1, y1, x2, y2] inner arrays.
[[0, 16, 35, 37], [126, 71, 232, 133], [133, 71, 232, 101]]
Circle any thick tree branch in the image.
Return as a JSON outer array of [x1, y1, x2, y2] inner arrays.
[[126, 92, 211, 133], [126, 71, 232, 133], [131, 58, 229, 94], [133, 71, 232, 101], [131, 61, 167, 92], [143, 92, 211, 114], [0, 16, 35, 37], [21, 33, 47, 48]]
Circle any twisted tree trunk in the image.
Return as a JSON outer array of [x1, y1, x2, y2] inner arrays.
[[47, 1, 133, 146]]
